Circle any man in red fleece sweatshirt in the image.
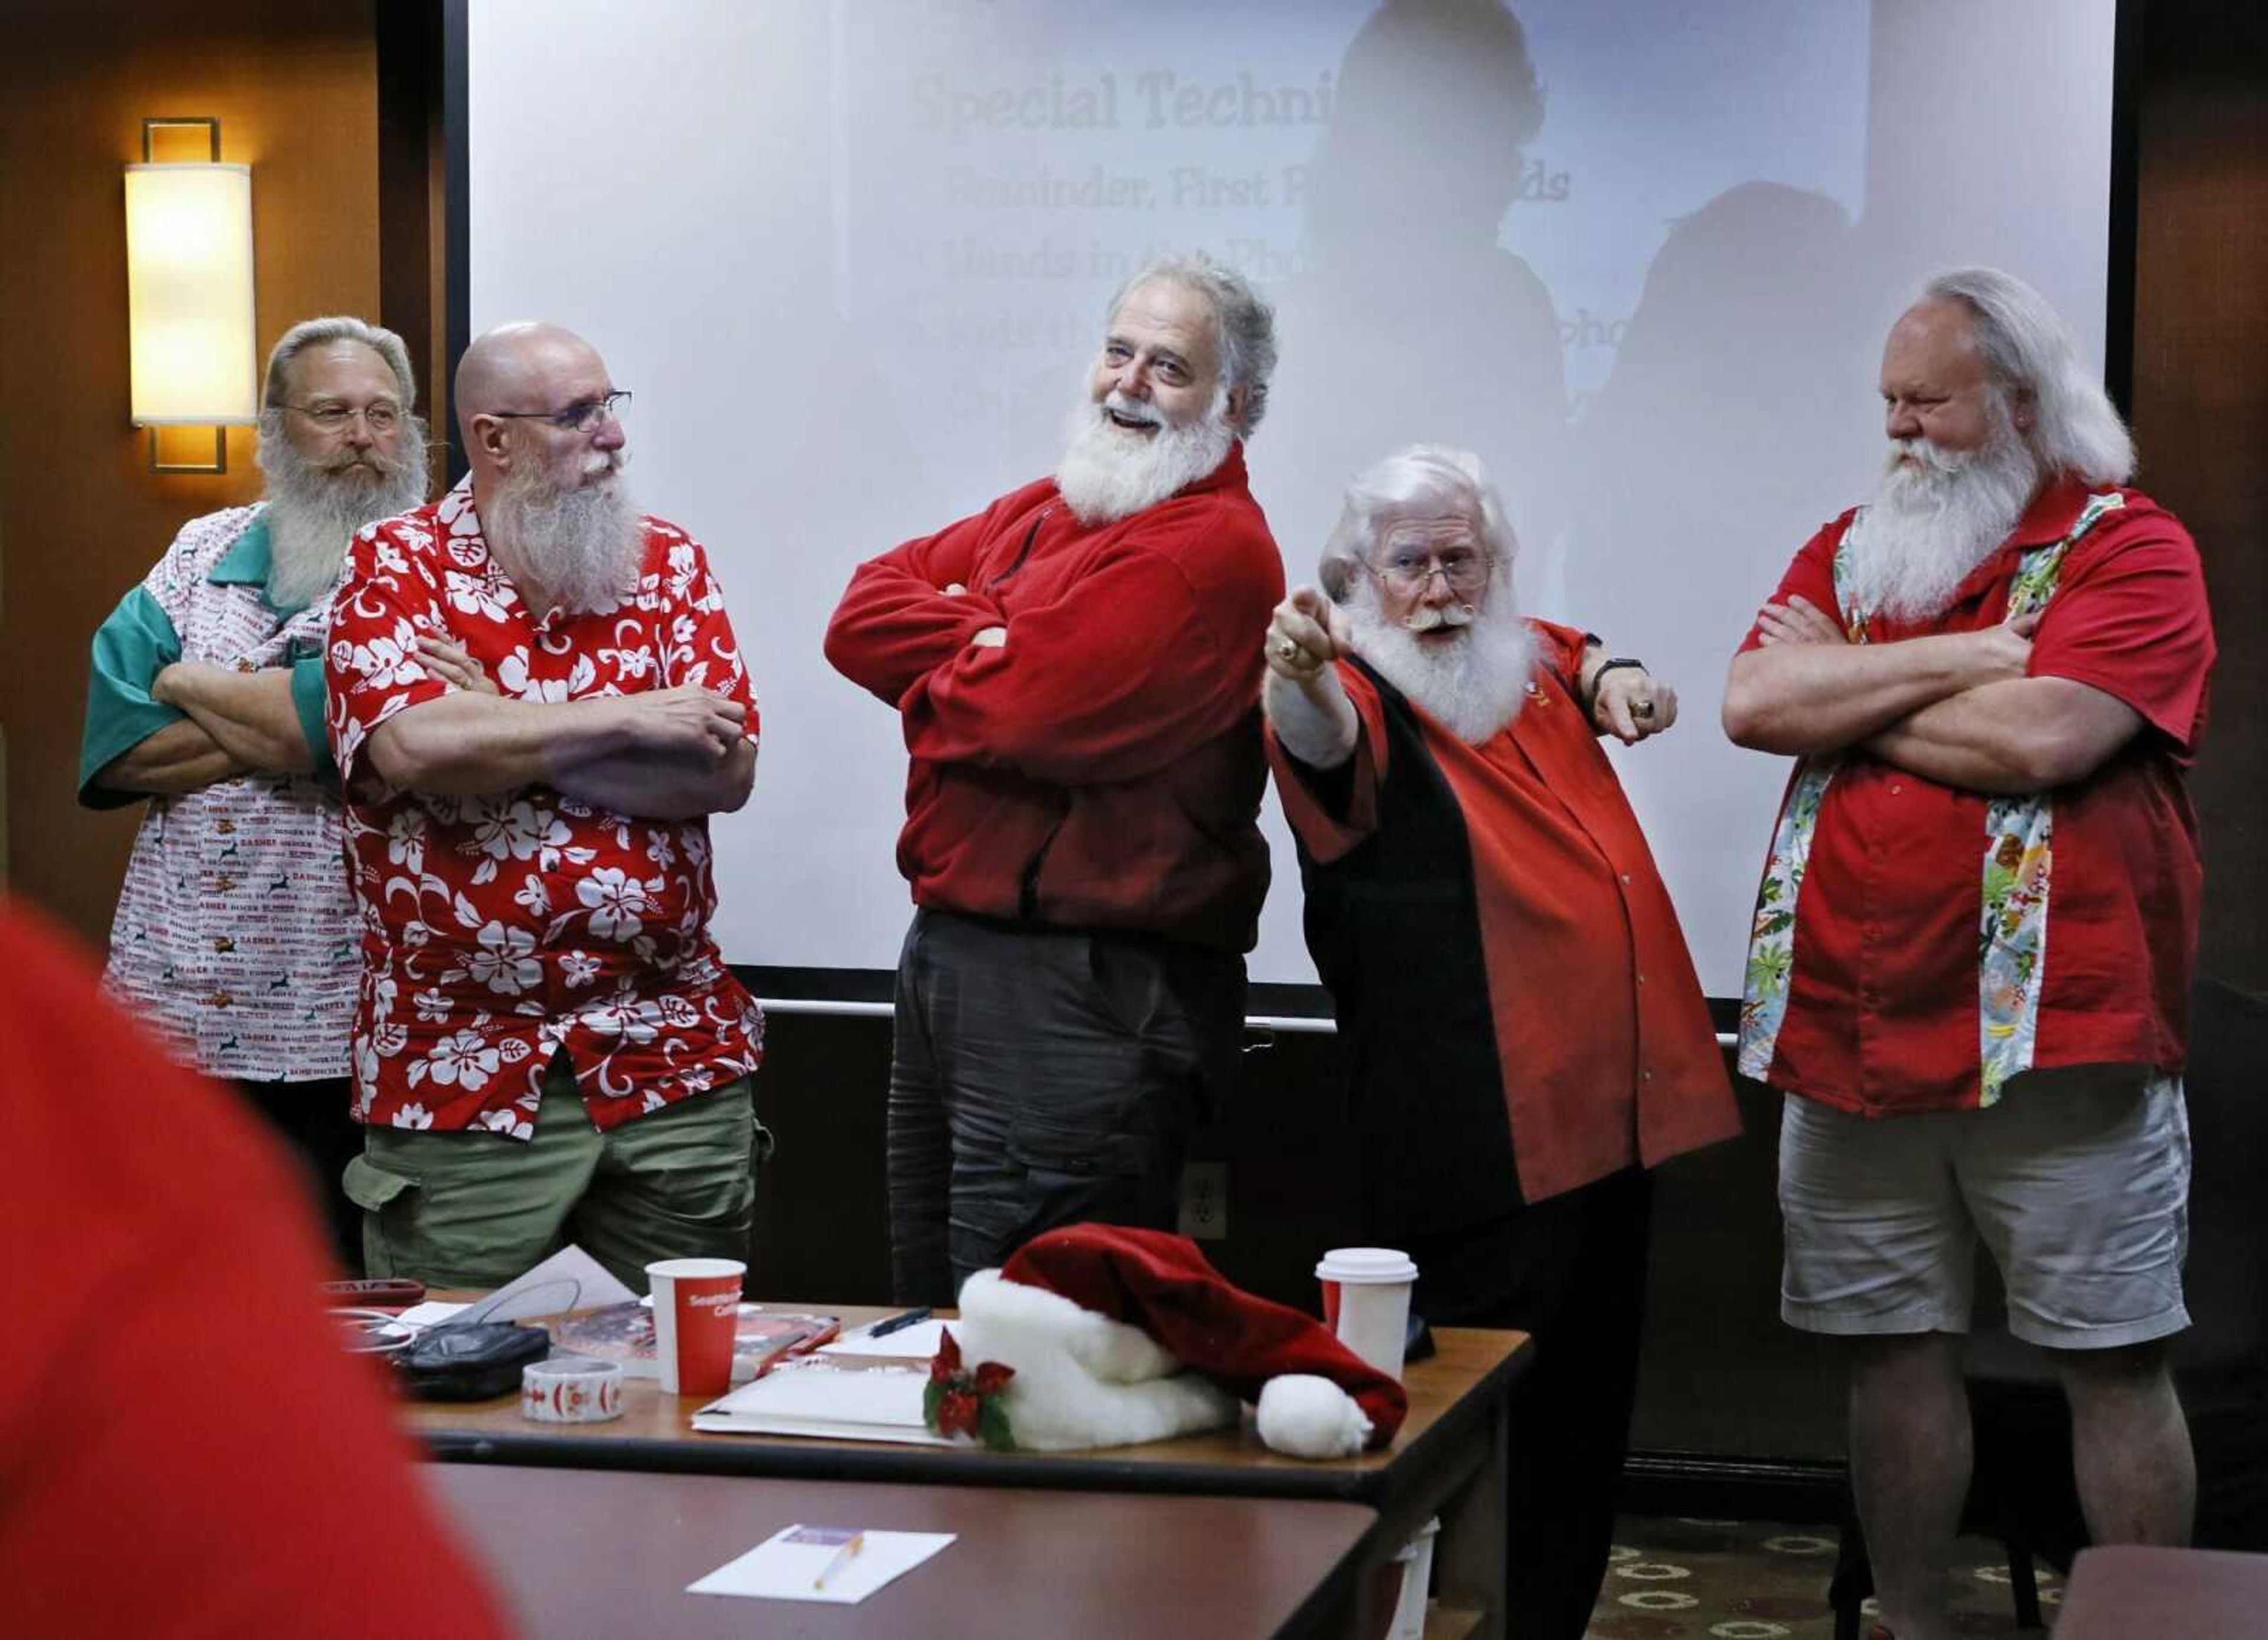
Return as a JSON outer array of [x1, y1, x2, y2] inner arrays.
[[826, 252, 1285, 1305]]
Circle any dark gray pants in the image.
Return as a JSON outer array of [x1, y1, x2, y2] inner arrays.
[[886, 909, 1246, 1305]]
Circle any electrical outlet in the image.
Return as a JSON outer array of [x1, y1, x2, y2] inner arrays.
[[1178, 1160, 1228, 1240]]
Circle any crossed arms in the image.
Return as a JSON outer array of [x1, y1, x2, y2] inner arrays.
[[1720, 594, 2142, 793], [826, 493, 1281, 785], [364, 679, 755, 819]]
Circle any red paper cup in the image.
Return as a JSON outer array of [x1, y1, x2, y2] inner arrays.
[[646, 1257, 745, 1397]]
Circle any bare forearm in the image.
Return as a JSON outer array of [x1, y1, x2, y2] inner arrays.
[[1722, 635, 1992, 755], [159, 666, 315, 775], [555, 741, 757, 819], [1867, 678, 2143, 794], [367, 692, 636, 795], [94, 720, 247, 795]]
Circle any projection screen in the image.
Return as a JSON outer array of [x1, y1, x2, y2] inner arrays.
[[461, 0, 2122, 1000]]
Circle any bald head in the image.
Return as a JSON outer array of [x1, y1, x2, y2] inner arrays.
[[455, 321, 623, 484]]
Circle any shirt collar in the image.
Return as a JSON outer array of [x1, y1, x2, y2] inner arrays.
[[205, 510, 304, 612], [2006, 475, 2096, 549]]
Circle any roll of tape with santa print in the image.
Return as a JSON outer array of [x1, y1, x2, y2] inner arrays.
[[520, 1355, 624, 1424]]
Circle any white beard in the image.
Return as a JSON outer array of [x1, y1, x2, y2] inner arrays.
[[484, 453, 646, 615], [1345, 580, 1537, 746], [256, 420, 429, 608], [1054, 389, 1235, 526], [1845, 417, 2040, 624]]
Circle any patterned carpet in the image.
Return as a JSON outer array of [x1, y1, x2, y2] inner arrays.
[[1585, 1516, 2065, 1638]]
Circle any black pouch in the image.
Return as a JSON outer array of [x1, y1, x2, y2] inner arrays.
[[396, 1322, 551, 1401]]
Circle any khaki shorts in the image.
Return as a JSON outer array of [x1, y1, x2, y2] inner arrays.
[[1778, 1065, 2190, 1349]]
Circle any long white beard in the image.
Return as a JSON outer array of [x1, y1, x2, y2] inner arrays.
[[1054, 390, 1235, 525], [1845, 421, 2040, 624], [256, 420, 429, 608], [1345, 581, 1537, 746], [484, 454, 646, 615]]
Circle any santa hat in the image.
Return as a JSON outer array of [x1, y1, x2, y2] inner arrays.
[[939, 1224, 1409, 1459]]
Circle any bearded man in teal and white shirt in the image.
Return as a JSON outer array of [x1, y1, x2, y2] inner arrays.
[[78, 314, 473, 1267]]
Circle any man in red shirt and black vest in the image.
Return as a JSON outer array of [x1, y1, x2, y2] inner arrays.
[[1725, 269, 2215, 1640], [826, 254, 1284, 1305], [1263, 444, 1739, 1640]]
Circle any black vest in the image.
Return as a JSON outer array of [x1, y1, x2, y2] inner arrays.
[[1294, 660, 1524, 1242]]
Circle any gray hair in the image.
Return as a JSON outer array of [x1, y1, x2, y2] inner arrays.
[[1317, 444, 1519, 602], [1107, 252, 1278, 439], [258, 315, 419, 435], [1922, 267, 2135, 485]]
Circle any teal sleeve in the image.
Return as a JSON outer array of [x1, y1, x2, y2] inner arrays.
[[79, 586, 186, 809], [290, 651, 337, 781]]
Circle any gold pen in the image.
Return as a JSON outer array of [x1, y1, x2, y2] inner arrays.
[[814, 1531, 866, 1589]]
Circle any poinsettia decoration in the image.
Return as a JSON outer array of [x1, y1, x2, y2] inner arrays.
[[923, 1326, 1016, 1449]]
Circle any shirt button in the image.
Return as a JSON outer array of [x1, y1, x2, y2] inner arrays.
[[1641, 1068, 1654, 1081], [1619, 872, 1632, 885], [1636, 972, 1647, 985], [1890, 782, 1902, 795]]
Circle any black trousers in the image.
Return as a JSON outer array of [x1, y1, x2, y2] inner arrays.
[[1406, 1166, 1656, 1640], [885, 909, 1246, 1305], [234, 1074, 363, 1276]]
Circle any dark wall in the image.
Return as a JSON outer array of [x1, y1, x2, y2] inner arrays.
[[2129, 3, 2268, 995]]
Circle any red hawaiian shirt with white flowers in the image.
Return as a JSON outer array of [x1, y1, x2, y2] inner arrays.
[[325, 478, 763, 1137]]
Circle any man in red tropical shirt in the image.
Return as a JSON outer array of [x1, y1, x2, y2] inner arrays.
[[826, 253, 1284, 1305], [1725, 269, 2214, 1640], [328, 321, 765, 1295]]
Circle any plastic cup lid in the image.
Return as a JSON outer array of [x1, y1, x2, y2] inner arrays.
[[1314, 1246, 1419, 1283]]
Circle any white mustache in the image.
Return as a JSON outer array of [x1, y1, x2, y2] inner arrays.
[[1887, 437, 1965, 477], [1402, 602, 1477, 633], [1100, 392, 1162, 429]]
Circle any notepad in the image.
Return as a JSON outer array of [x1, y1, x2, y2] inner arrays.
[[687, 1522, 956, 1603], [691, 1362, 957, 1445]]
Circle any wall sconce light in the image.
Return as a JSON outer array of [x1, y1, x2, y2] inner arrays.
[[125, 118, 256, 474]]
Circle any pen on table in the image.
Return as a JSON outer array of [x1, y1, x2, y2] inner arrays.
[[813, 1531, 866, 1589], [866, 1306, 932, 1339]]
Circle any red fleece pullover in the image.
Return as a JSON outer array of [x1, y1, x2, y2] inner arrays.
[[826, 444, 1284, 952]]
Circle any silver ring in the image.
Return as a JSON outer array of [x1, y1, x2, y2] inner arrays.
[[1275, 638, 1298, 660], [1634, 699, 1656, 719]]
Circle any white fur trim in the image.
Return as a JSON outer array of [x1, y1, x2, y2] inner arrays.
[[951, 1269, 1238, 1452], [955, 1269, 1184, 1383], [1255, 1375, 1373, 1459]]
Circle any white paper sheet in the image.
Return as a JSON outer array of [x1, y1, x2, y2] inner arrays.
[[442, 1245, 637, 1328], [687, 1524, 955, 1603], [817, 1318, 951, 1359]]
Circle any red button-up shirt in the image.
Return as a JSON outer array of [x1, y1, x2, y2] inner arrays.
[[326, 481, 764, 1137], [1736, 481, 2214, 1115]]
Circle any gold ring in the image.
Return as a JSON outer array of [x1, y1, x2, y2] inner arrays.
[[1275, 638, 1298, 660]]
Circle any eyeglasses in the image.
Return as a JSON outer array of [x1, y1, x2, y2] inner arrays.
[[282, 400, 403, 433], [487, 390, 633, 433], [1369, 546, 1493, 596]]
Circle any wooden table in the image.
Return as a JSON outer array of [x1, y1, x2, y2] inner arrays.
[[405, 1303, 1530, 1637], [429, 1464, 1378, 1639], [2054, 1544, 2268, 1638]]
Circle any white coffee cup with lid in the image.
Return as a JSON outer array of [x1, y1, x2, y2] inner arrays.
[[1315, 1246, 1419, 1379]]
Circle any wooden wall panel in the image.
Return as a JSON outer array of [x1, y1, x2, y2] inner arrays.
[[2129, 4, 2268, 995], [0, 0, 379, 948]]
